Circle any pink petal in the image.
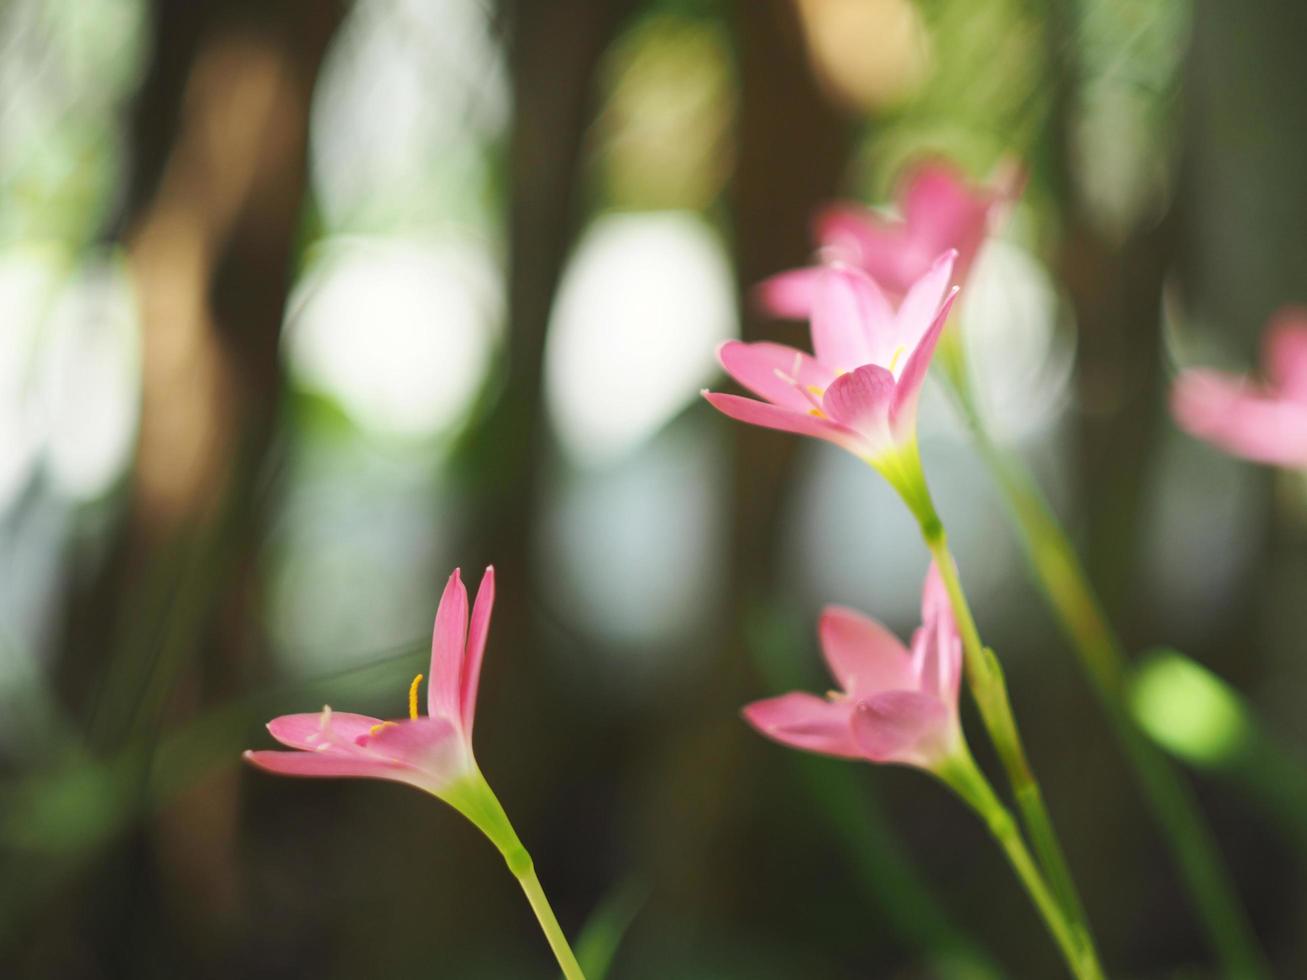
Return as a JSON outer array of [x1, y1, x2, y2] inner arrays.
[[267, 711, 381, 751], [893, 250, 957, 355], [742, 692, 861, 759], [1172, 369, 1307, 467], [889, 286, 960, 438], [822, 364, 895, 452], [717, 340, 837, 412], [901, 163, 992, 277], [910, 562, 962, 701], [429, 568, 469, 721], [755, 267, 821, 319], [811, 265, 892, 370], [1264, 308, 1307, 402], [817, 606, 915, 698], [363, 717, 467, 785], [850, 691, 953, 768], [814, 205, 918, 296], [920, 560, 953, 630], [460, 566, 495, 736], [703, 391, 861, 451], [244, 749, 410, 783], [902, 161, 980, 226]]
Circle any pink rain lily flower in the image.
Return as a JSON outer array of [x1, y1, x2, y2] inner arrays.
[[705, 252, 957, 513], [245, 566, 495, 799], [1172, 308, 1307, 468], [744, 562, 963, 771], [760, 158, 1021, 318]]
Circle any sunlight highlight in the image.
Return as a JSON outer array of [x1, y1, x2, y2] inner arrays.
[[545, 212, 736, 465]]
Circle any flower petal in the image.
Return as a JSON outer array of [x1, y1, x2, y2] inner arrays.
[[363, 716, 467, 786], [817, 606, 914, 698], [742, 692, 861, 759], [461, 566, 495, 736], [893, 250, 957, 356], [267, 710, 381, 751], [429, 568, 469, 721], [244, 749, 410, 783], [703, 391, 861, 451], [811, 265, 892, 370], [717, 340, 836, 412], [915, 561, 962, 702], [822, 364, 895, 452], [814, 205, 918, 296], [1172, 369, 1307, 467], [901, 163, 993, 273], [755, 267, 821, 319], [851, 691, 953, 768], [889, 286, 959, 438], [1264, 308, 1307, 403]]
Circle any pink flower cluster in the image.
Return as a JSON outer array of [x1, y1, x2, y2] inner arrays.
[[706, 159, 1015, 772]]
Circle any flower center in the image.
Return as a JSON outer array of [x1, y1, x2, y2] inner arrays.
[[408, 673, 423, 720], [367, 673, 424, 736], [887, 345, 907, 375]]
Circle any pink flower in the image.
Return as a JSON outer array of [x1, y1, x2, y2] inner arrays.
[[1172, 308, 1307, 468], [704, 252, 958, 467], [245, 566, 496, 798], [743, 563, 963, 771], [760, 158, 1021, 318]]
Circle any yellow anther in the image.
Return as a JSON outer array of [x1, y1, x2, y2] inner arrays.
[[369, 721, 398, 736], [887, 345, 907, 373], [808, 408, 825, 418], [806, 384, 824, 397], [409, 673, 424, 720]]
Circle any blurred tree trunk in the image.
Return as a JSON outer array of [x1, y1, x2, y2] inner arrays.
[[1042, 0, 1303, 968], [640, 0, 854, 933], [1178, 0, 1307, 965], [462, 0, 633, 576], [35, 1, 343, 976], [1057, 214, 1176, 623], [441, 0, 634, 942]]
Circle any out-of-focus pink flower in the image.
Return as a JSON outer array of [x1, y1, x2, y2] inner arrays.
[[245, 566, 496, 797], [1172, 308, 1307, 468], [759, 158, 1020, 319], [705, 252, 958, 466], [744, 563, 963, 771]]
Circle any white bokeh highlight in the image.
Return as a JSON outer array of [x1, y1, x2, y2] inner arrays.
[[546, 211, 737, 465], [959, 237, 1073, 443], [283, 235, 502, 440], [41, 256, 141, 500]]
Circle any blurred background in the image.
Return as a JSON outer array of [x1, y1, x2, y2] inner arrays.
[[2, 0, 1306, 976]]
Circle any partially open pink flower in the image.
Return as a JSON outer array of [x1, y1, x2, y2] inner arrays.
[[743, 563, 963, 771], [1172, 308, 1307, 468], [705, 252, 958, 467], [760, 158, 1020, 318], [245, 566, 495, 798]]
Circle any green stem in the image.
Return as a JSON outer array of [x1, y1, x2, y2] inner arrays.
[[516, 860, 587, 980], [448, 775, 587, 980], [922, 527, 1097, 964], [940, 750, 1101, 980], [950, 382, 1270, 979]]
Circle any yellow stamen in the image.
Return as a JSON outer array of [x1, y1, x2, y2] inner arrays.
[[806, 384, 824, 397], [369, 721, 398, 736], [808, 408, 825, 418], [409, 673, 424, 720], [887, 345, 907, 374]]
